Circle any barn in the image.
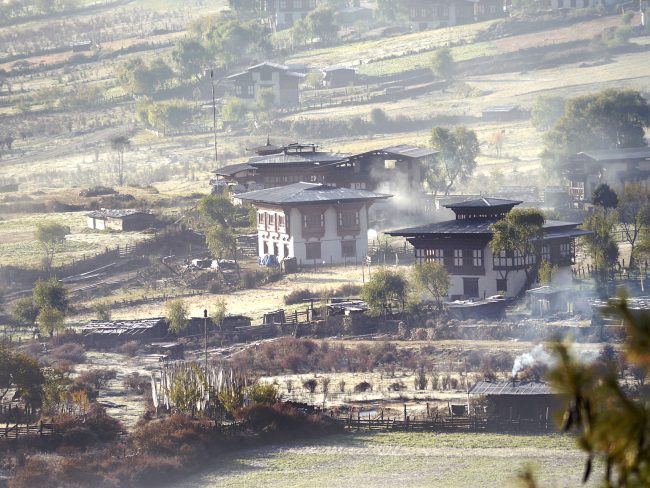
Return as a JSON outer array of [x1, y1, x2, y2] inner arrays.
[[81, 318, 168, 348], [470, 380, 560, 429], [86, 209, 155, 231]]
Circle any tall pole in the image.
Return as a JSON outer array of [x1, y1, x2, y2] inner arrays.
[[203, 308, 208, 371], [210, 70, 218, 167]]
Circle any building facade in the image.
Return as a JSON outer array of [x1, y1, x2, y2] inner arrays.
[[561, 147, 650, 208], [226, 62, 305, 107], [407, 0, 504, 30], [237, 182, 391, 265], [86, 209, 155, 231], [388, 198, 589, 300], [262, 0, 317, 31]]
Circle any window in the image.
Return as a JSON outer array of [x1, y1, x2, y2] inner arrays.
[[338, 210, 360, 229], [341, 240, 356, 258], [257, 212, 265, 226], [247, 85, 254, 96], [560, 242, 572, 259], [306, 242, 321, 260], [279, 0, 286, 8], [268, 213, 276, 228], [472, 249, 483, 267], [235, 85, 242, 95], [263, 241, 269, 254], [454, 249, 463, 267], [431, 248, 444, 264], [278, 214, 285, 228], [542, 245, 550, 262], [303, 213, 324, 231], [496, 279, 507, 293], [463, 278, 479, 298], [293, 0, 300, 8], [308, 0, 316, 7], [351, 182, 366, 189]]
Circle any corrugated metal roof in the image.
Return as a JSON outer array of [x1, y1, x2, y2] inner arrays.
[[579, 147, 650, 161], [469, 380, 554, 395], [444, 197, 522, 208], [347, 144, 437, 160], [236, 182, 391, 204], [248, 152, 349, 165], [82, 318, 166, 335], [214, 162, 255, 176]]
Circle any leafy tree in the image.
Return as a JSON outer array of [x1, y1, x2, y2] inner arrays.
[[222, 97, 250, 123], [362, 268, 408, 315], [198, 194, 237, 227], [37, 306, 65, 337], [171, 39, 210, 80], [592, 183, 619, 210], [247, 382, 279, 404], [538, 260, 556, 286], [35, 222, 69, 273], [618, 182, 650, 269], [41, 367, 73, 413], [0, 345, 44, 403], [33, 277, 69, 314], [530, 96, 565, 132], [257, 86, 276, 114], [118, 57, 173, 95], [228, 0, 260, 18], [582, 207, 619, 287], [206, 225, 237, 260], [305, 7, 339, 43], [411, 261, 450, 310], [430, 48, 454, 82], [166, 298, 189, 333], [543, 89, 650, 168], [534, 300, 650, 488], [109, 135, 130, 186], [12, 297, 39, 326], [212, 298, 227, 329], [429, 126, 479, 196], [168, 364, 206, 415], [370, 107, 390, 128], [490, 208, 546, 287]]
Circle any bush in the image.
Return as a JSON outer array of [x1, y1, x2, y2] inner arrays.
[[303, 378, 318, 393], [77, 368, 117, 389], [354, 381, 372, 393], [248, 383, 280, 404], [284, 288, 314, 305], [48, 343, 86, 364], [117, 340, 140, 356], [124, 372, 150, 395]]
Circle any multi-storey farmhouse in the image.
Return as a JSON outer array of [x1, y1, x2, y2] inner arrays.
[[561, 147, 650, 208], [262, 0, 317, 31], [236, 182, 391, 265], [225, 62, 305, 107], [387, 198, 589, 299]]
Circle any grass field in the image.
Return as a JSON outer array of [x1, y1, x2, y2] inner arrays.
[[178, 432, 595, 488]]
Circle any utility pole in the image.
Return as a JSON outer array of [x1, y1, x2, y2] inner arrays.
[[203, 308, 208, 371], [210, 70, 218, 167]]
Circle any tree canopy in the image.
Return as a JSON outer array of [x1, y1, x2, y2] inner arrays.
[[0, 345, 44, 404], [490, 208, 545, 286], [582, 207, 619, 288], [171, 39, 211, 80], [618, 183, 650, 269], [430, 48, 454, 82], [35, 222, 69, 273], [428, 126, 479, 196], [362, 268, 408, 315], [543, 89, 650, 167], [411, 261, 450, 310], [592, 183, 619, 210], [166, 298, 189, 333]]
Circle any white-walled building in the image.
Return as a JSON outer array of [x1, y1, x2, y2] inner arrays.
[[388, 198, 590, 300], [236, 182, 391, 265]]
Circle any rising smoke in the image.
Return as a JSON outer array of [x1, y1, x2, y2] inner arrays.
[[511, 344, 553, 378]]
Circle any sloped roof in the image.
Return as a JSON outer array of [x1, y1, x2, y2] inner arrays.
[[248, 151, 349, 165], [469, 380, 554, 395], [82, 318, 166, 336], [214, 162, 255, 177], [578, 147, 650, 161], [236, 182, 391, 205], [346, 144, 437, 160], [482, 105, 520, 112], [444, 197, 522, 208], [85, 209, 148, 219]]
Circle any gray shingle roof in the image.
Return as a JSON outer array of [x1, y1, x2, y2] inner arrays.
[[82, 318, 166, 335], [248, 152, 349, 165], [444, 197, 523, 208], [387, 218, 585, 237], [214, 162, 255, 176], [469, 380, 554, 396], [346, 144, 437, 160], [579, 147, 650, 161], [236, 182, 392, 205]]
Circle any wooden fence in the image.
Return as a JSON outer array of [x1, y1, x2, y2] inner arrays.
[[0, 422, 55, 440]]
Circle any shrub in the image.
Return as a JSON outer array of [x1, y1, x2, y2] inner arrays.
[[77, 368, 117, 389], [354, 381, 372, 393], [248, 383, 280, 404], [284, 288, 314, 305], [117, 340, 139, 356], [48, 343, 86, 364], [130, 413, 215, 457], [303, 378, 318, 393], [124, 372, 150, 395]]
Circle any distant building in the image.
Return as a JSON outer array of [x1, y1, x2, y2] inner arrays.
[[335, 5, 374, 24], [81, 318, 168, 348], [469, 380, 559, 427], [214, 142, 436, 196], [549, 0, 599, 9], [225, 62, 305, 107], [262, 0, 317, 31], [561, 147, 650, 208], [237, 182, 391, 264], [86, 209, 155, 231], [387, 198, 590, 299], [481, 105, 523, 121], [407, 0, 504, 30], [70, 40, 93, 52], [321, 66, 357, 88]]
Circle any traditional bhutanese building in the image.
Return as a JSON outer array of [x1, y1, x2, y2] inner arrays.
[[387, 198, 590, 300], [236, 182, 391, 265]]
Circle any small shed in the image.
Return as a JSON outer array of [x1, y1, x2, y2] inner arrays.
[[321, 66, 357, 88], [71, 41, 93, 52], [222, 315, 252, 330], [86, 209, 155, 231], [148, 342, 184, 360], [481, 105, 523, 121], [82, 318, 168, 348], [469, 380, 560, 425], [526, 286, 572, 317]]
